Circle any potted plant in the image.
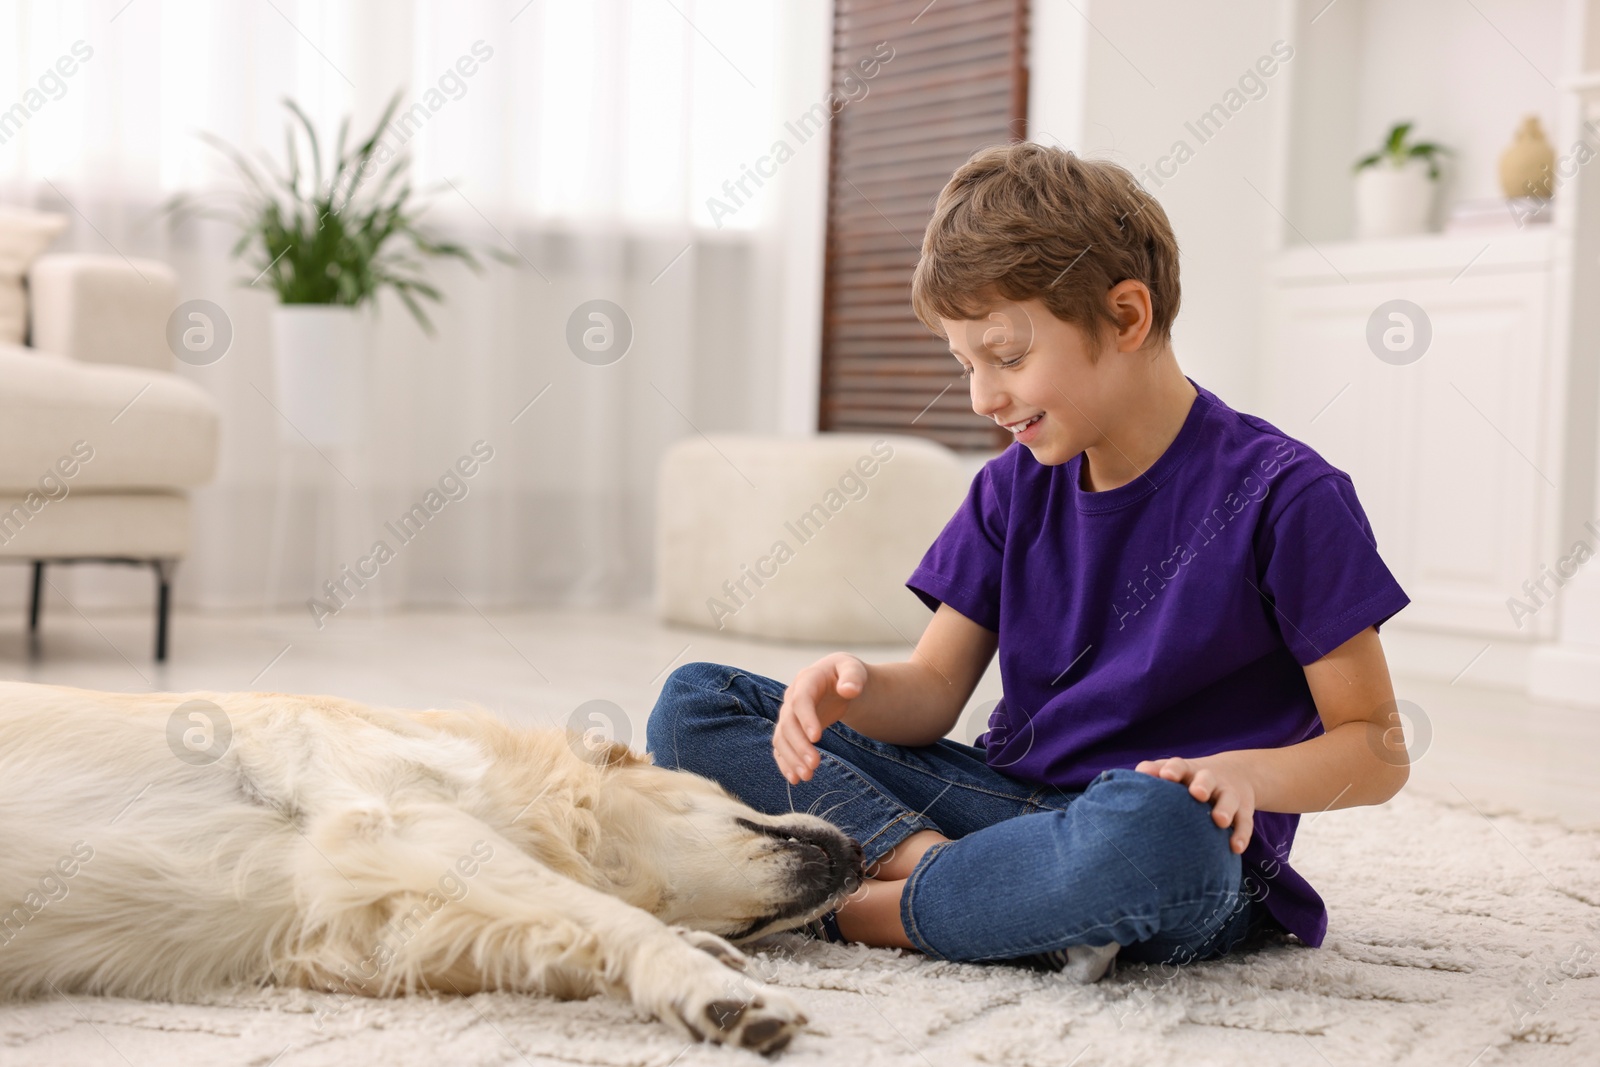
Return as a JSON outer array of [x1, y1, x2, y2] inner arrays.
[[1352, 121, 1452, 240], [166, 93, 489, 446]]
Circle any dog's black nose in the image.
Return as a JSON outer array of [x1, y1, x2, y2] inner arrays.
[[807, 830, 863, 894], [738, 817, 866, 894]]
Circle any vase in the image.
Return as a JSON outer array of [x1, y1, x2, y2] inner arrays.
[[269, 304, 370, 448], [1354, 160, 1436, 240], [1499, 115, 1555, 200]]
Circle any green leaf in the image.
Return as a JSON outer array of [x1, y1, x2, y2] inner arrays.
[[328, 115, 351, 192], [1385, 121, 1413, 155], [1356, 121, 1452, 177], [283, 97, 324, 193]]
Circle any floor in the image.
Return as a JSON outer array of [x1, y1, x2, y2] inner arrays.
[[2, 607, 1597, 1066]]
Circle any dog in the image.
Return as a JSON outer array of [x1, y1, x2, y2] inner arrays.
[[0, 681, 864, 1054]]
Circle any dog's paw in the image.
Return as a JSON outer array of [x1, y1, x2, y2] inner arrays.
[[671, 982, 807, 1055], [670, 926, 749, 972], [633, 934, 807, 1054]]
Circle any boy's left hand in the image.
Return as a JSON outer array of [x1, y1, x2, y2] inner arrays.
[[1134, 756, 1255, 854]]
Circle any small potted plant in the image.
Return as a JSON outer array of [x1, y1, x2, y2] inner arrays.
[[166, 92, 491, 447], [1352, 121, 1452, 240]]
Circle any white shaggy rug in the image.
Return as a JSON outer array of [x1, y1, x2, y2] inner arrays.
[[3, 789, 1596, 1067]]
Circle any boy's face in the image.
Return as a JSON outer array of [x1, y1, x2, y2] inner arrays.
[[941, 295, 1118, 467]]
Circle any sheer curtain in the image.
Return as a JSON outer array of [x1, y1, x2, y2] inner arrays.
[[0, 0, 830, 615]]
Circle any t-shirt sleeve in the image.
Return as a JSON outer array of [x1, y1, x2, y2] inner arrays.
[[905, 461, 1006, 632], [1256, 472, 1411, 666]]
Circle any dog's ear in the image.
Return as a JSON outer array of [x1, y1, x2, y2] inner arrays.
[[574, 735, 651, 770]]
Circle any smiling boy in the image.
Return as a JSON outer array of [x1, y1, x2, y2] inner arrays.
[[648, 142, 1412, 978]]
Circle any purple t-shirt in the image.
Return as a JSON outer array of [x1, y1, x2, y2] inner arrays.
[[905, 377, 1410, 948]]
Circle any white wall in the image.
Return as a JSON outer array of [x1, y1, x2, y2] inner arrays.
[[1031, 0, 1286, 413]]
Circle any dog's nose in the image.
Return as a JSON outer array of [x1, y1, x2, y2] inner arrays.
[[797, 828, 863, 894], [736, 816, 867, 894], [769, 824, 863, 888]]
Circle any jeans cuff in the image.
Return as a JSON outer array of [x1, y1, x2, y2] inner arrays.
[[898, 838, 955, 958]]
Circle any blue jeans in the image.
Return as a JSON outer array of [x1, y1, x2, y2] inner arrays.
[[646, 661, 1283, 966]]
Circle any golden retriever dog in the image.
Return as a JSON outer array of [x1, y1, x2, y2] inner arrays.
[[0, 681, 864, 1055]]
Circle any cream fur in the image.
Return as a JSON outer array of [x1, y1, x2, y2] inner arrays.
[[0, 681, 864, 1054]]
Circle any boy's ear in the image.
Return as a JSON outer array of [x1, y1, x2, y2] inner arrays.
[[1105, 279, 1155, 351]]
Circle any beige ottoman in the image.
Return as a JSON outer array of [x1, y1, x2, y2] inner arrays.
[[655, 433, 970, 644]]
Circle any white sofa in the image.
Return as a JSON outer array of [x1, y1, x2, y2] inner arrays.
[[655, 433, 970, 644], [0, 254, 220, 660]]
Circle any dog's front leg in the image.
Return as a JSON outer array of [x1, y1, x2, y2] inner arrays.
[[297, 800, 807, 1054]]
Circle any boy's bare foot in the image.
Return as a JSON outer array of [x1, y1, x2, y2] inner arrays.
[[866, 828, 951, 881], [820, 831, 951, 950]]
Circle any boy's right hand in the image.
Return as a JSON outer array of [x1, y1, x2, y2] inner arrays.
[[773, 652, 867, 785]]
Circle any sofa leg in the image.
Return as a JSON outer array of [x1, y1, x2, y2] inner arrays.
[[28, 561, 43, 633], [27, 560, 44, 657], [153, 560, 173, 663]]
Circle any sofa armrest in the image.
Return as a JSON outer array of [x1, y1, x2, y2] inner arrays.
[[27, 254, 180, 371], [0, 344, 219, 492]]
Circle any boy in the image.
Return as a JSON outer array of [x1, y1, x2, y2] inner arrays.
[[647, 143, 1411, 980]]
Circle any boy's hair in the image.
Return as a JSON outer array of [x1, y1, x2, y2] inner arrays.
[[911, 142, 1181, 356]]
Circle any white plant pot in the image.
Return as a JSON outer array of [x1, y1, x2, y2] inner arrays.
[[1354, 161, 1437, 240], [270, 304, 370, 448]]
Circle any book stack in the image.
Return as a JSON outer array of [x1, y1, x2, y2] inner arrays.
[[1443, 196, 1552, 234]]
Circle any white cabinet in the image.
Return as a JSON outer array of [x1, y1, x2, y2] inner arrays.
[[1246, 0, 1600, 691], [1260, 231, 1563, 642]]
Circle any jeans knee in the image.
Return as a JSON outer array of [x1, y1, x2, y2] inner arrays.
[[646, 659, 764, 767], [1086, 767, 1237, 881], [648, 661, 731, 761], [662, 660, 739, 696]]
